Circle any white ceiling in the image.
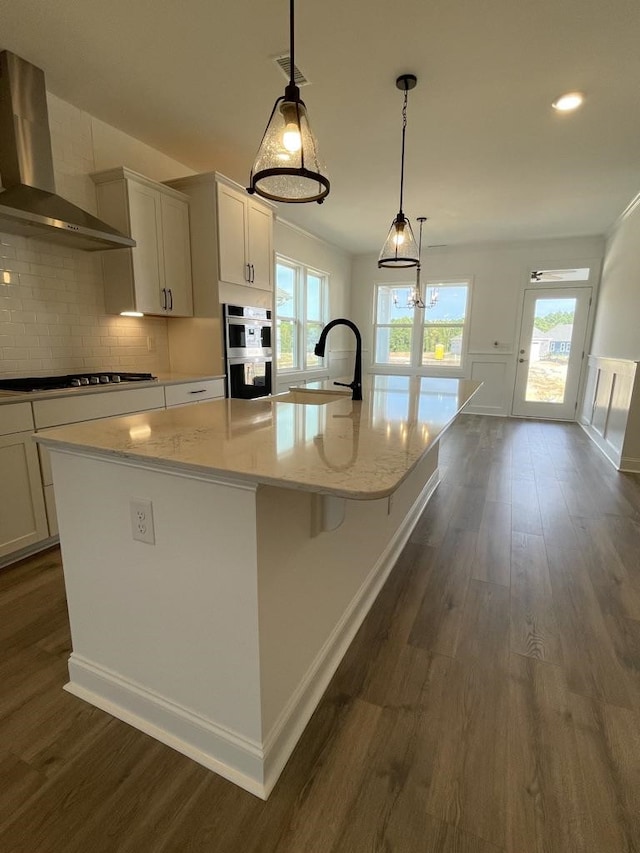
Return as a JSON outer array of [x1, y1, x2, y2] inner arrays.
[[1, 0, 639, 253]]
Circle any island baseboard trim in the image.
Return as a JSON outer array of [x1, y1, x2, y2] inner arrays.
[[261, 468, 441, 797], [620, 455, 640, 473], [65, 655, 270, 799]]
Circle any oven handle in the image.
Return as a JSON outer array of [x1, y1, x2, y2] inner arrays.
[[226, 317, 272, 327]]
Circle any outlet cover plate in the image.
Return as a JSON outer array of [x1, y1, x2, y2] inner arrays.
[[130, 498, 155, 545]]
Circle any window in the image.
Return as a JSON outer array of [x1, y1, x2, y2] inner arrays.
[[374, 280, 470, 371], [276, 258, 329, 372]]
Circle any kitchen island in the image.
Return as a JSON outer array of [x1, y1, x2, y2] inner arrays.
[[36, 375, 479, 798]]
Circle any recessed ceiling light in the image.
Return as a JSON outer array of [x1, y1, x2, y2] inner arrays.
[[552, 92, 584, 112]]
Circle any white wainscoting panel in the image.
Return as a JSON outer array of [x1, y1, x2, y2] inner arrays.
[[463, 357, 511, 416], [580, 356, 639, 471]]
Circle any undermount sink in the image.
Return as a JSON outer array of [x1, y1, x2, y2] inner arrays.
[[269, 389, 350, 405]]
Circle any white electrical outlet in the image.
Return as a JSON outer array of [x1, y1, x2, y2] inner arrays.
[[130, 498, 155, 544]]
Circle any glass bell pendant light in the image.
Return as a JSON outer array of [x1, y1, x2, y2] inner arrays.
[[248, 0, 330, 205], [378, 74, 419, 268]]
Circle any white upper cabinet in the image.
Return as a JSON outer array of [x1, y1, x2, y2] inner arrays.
[[92, 167, 193, 317], [217, 181, 273, 292], [165, 173, 274, 318], [246, 200, 273, 291]]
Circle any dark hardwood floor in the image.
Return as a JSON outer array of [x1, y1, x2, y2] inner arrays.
[[1, 415, 639, 852]]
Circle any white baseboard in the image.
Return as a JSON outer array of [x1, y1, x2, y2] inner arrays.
[[65, 656, 268, 799], [620, 456, 640, 473], [64, 468, 440, 801], [0, 535, 59, 570], [461, 406, 506, 417], [260, 468, 440, 797], [579, 422, 622, 470]]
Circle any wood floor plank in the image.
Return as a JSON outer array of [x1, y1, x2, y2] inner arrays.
[[329, 646, 442, 852], [546, 544, 634, 709], [511, 475, 543, 536], [473, 499, 511, 586], [268, 698, 382, 853], [573, 516, 640, 620], [408, 527, 476, 656], [510, 532, 563, 663], [345, 544, 439, 708], [0, 723, 157, 853], [568, 692, 640, 852], [424, 654, 508, 849], [383, 790, 505, 852], [449, 484, 486, 531], [0, 751, 46, 835], [65, 740, 213, 853], [604, 514, 640, 584], [507, 654, 593, 853], [535, 475, 580, 548], [409, 481, 460, 547]]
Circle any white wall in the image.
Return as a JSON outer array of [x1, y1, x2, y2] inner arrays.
[[590, 195, 640, 361], [0, 92, 194, 377], [351, 235, 605, 415], [274, 218, 353, 390]]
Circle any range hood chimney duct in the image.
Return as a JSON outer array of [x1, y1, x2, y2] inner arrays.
[[0, 51, 135, 251]]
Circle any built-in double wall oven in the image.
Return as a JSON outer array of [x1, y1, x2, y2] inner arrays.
[[224, 304, 272, 399]]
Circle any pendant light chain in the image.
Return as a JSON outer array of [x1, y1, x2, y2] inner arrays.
[[398, 88, 408, 214]]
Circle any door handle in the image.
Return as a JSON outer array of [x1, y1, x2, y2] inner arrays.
[[168, 288, 173, 310], [246, 263, 251, 283], [250, 263, 255, 283], [161, 288, 167, 310], [519, 358, 527, 363]]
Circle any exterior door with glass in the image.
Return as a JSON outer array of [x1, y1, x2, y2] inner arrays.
[[512, 287, 592, 419]]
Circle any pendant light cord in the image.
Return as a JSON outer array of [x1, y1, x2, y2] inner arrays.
[[289, 0, 295, 88], [398, 88, 408, 214]]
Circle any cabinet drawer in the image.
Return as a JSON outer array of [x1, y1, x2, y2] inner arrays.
[[0, 402, 34, 436], [33, 386, 166, 428], [164, 378, 225, 407]]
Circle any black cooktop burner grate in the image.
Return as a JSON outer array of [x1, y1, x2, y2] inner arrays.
[[0, 372, 157, 392]]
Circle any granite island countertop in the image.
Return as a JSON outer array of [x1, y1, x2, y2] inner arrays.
[[35, 375, 481, 499]]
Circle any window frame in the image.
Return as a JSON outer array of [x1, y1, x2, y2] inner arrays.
[[275, 255, 330, 375], [372, 278, 472, 376]]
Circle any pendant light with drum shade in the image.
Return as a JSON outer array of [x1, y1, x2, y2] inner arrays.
[[247, 0, 330, 204], [378, 74, 419, 268]]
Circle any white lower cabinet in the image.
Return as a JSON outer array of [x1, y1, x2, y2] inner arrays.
[[164, 377, 225, 407], [0, 405, 48, 561], [0, 379, 226, 566]]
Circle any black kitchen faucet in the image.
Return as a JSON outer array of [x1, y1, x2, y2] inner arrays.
[[314, 319, 363, 401]]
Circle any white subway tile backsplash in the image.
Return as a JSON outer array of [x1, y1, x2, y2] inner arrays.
[[0, 95, 173, 379]]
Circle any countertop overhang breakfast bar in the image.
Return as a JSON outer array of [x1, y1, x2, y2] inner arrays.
[[35, 375, 480, 798]]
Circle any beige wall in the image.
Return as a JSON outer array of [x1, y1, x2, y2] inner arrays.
[[0, 92, 194, 377], [590, 195, 640, 361]]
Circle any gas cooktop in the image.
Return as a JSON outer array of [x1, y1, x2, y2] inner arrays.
[[0, 372, 157, 393]]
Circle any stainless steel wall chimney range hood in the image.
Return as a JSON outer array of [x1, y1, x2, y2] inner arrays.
[[0, 51, 135, 251]]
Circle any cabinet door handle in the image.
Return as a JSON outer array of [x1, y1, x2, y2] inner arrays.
[[161, 288, 167, 310], [168, 288, 173, 310], [246, 263, 251, 283], [251, 264, 255, 283], [188, 389, 207, 394]]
